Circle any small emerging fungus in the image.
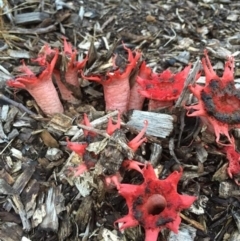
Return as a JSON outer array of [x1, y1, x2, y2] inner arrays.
[[83, 45, 141, 113], [66, 137, 88, 156], [67, 113, 148, 186], [223, 145, 240, 185], [115, 164, 196, 241], [186, 50, 238, 145], [54, 38, 88, 104], [66, 138, 89, 176], [137, 66, 191, 111], [7, 46, 63, 115], [128, 61, 152, 110]]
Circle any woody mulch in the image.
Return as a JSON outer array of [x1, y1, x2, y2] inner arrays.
[[1, 0, 240, 240]]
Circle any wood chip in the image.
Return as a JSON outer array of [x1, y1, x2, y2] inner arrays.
[[14, 12, 50, 25], [127, 110, 174, 138]]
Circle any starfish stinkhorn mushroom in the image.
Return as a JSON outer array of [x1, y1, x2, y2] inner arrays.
[[54, 38, 88, 104], [137, 66, 191, 111], [7, 46, 63, 115], [83, 45, 141, 113], [115, 164, 196, 241], [128, 61, 152, 110], [186, 50, 239, 145], [222, 145, 240, 185]]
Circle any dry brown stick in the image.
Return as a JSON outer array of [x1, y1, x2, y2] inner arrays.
[[180, 213, 205, 232], [101, 15, 117, 31], [71, 110, 119, 141], [8, 24, 57, 35], [175, 58, 201, 108], [0, 93, 37, 116]]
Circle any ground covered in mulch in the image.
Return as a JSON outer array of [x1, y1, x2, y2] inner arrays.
[[1, 0, 240, 241]]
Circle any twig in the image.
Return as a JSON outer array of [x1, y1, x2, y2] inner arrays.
[[71, 110, 119, 141], [0, 93, 37, 116], [180, 213, 205, 231], [175, 58, 201, 108], [0, 138, 14, 155], [163, 27, 176, 47], [176, 8, 184, 23], [177, 109, 186, 148], [101, 15, 116, 31], [169, 137, 180, 164], [8, 24, 57, 35]]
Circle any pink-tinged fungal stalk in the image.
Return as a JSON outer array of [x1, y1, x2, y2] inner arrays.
[[7, 46, 63, 115], [137, 66, 191, 111], [222, 145, 240, 185], [186, 50, 238, 145], [128, 61, 152, 110], [115, 164, 196, 241], [54, 39, 88, 104], [83, 45, 141, 113]]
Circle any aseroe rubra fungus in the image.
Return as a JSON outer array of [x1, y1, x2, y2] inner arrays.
[[115, 164, 196, 241], [186, 50, 239, 145], [223, 145, 240, 185], [54, 38, 88, 103], [137, 66, 191, 110], [83, 45, 141, 113], [7, 45, 63, 115], [67, 113, 148, 187], [128, 61, 152, 110]]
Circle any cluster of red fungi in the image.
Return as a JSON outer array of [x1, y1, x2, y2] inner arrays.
[[7, 39, 240, 240]]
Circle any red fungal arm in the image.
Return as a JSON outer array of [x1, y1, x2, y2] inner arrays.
[[128, 61, 152, 110], [106, 111, 121, 135], [115, 164, 196, 241], [63, 38, 88, 86], [201, 49, 219, 84], [66, 138, 88, 155], [66, 137, 89, 176], [7, 48, 63, 115], [128, 120, 148, 151], [121, 159, 144, 174], [69, 163, 88, 177], [83, 45, 141, 113], [82, 113, 97, 137], [105, 173, 122, 189]]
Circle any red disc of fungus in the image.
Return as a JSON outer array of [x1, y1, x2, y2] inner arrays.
[[137, 65, 191, 111], [115, 164, 196, 241], [186, 50, 239, 145]]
